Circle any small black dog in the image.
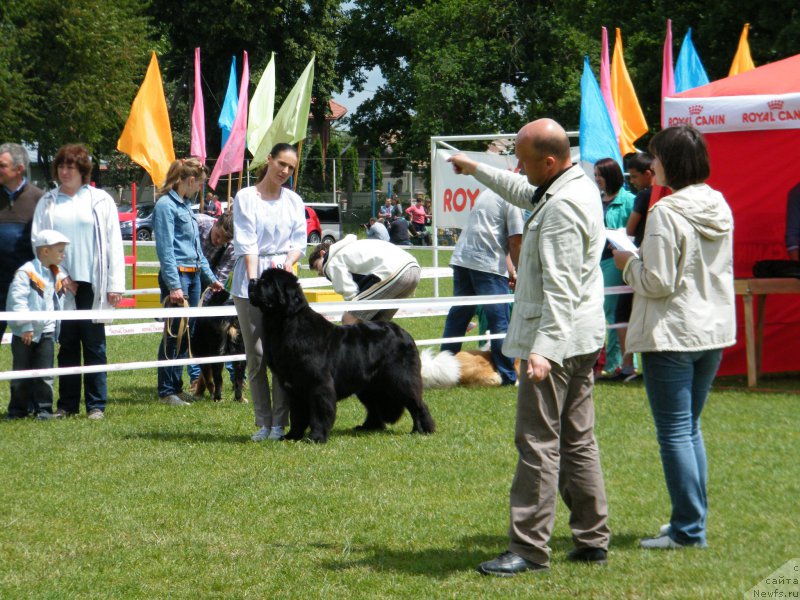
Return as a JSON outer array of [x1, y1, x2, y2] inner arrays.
[[249, 268, 435, 443], [191, 289, 246, 402]]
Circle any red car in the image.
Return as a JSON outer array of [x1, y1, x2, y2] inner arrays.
[[305, 205, 322, 244]]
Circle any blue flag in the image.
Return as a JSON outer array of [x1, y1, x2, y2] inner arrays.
[[675, 28, 710, 93], [579, 57, 622, 169], [218, 56, 238, 150]]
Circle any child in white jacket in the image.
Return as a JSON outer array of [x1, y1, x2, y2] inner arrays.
[[6, 230, 72, 419]]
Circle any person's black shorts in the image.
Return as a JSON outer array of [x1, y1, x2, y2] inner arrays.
[[614, 292, 633, 325]]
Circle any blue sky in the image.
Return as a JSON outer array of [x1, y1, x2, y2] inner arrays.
[[332, 67, 385, 116]]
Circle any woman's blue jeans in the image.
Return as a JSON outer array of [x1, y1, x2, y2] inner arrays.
[[641, 349, 723, 546], [157, 270, 201, 397]]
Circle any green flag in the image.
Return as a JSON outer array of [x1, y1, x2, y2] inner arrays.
[[247, 52, 276, 154], [250, 54, 315, 170]]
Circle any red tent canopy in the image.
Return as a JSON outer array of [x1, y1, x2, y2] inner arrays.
[[664, 54, 800, 376]]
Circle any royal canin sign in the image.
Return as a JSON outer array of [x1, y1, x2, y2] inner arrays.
[[663, 93, 800, 133]]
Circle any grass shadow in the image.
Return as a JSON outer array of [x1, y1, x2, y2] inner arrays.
[[321, 534, 507, 578]]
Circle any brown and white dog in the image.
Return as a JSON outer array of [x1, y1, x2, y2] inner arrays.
[[420, 348, 519, 388]]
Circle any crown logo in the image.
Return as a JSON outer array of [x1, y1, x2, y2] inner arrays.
[[768, 100, 784, 110], [688, 105, 703, 115]]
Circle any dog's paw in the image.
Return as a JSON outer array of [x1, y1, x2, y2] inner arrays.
[[309, 430, 329, 444]]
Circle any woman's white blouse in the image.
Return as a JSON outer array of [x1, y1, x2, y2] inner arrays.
[[230, 185, 306, 298]]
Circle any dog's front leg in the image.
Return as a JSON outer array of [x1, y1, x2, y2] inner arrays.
[[308, 383, 337, 444], [284, 393, 309, 441]]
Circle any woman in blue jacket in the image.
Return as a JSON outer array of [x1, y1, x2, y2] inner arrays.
[[153, 158, 223, 406]]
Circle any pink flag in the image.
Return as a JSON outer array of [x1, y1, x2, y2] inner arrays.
[[661, 19, 676, 128], [190, 48, 206, 163], [600, 26, 621, 138], [209, 51, 250, 190]]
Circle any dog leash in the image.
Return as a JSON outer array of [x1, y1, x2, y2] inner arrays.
[[162, 297, 193, 360]]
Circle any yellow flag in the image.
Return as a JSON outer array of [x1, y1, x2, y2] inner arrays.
[[729, 23, 755, 77], [611, 28, 648, 156], [117, 52, 175, 186]]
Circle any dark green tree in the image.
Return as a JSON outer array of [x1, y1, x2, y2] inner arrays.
[[344, 145, 360, 194], [325, 137, 343, 191], [340, 0, 800, 169], [2, 0, 153, 162], [303, 136, 325, 193]]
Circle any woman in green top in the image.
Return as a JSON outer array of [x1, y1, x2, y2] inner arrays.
[[594, 158, 634, 377]]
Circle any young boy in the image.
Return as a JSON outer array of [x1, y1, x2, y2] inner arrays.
[[613, 153, 670, 381], [6, 230, 72, 419]]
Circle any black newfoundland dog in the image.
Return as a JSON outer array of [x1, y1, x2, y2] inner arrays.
[[249, 268, 435, 443]]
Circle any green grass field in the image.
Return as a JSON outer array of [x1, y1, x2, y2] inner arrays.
[[1, 246, 797, 598]]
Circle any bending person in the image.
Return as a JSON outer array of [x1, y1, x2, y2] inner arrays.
[[232, 143, 306, 442], [308, 234, 421, 325]]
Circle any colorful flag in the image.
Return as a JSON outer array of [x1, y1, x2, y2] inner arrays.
[[580, 57, 623, 169], [729, 23, 755, 77], [611, 28, 648, 156], [247, 52, 276, 154], [600, 27, 620, 138], [218, 56, 238, 150], [190, 47, 206, 163], [675, 28, 710, 92], [209, 51, 250, 190], [117, 52, 175, 187], [250, 54, 315, 171], [661, 19, 676, 128]]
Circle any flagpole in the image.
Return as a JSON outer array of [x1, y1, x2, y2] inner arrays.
[[227, 173, 232, 203], [293, 139, 304, 192]]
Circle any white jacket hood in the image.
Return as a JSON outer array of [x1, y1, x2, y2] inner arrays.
[[656, 184, 732, 241]]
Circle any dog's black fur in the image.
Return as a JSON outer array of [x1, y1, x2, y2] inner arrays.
[[249, 268, 435, 443], [192, 289, 246, 402]]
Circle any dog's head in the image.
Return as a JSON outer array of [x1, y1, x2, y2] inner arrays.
[[203, 288, 231, 307], [249, 268, 308, 315]]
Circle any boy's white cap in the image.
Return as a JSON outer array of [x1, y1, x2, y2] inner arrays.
[[34, 229, 71, 248]]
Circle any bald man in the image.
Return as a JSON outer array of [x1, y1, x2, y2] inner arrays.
[[449, 119, 610, 575]]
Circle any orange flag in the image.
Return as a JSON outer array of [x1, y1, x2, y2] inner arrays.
[[117, 52, 175, 186], [611, 28, 648, 156], [729, 23, 755, 77]]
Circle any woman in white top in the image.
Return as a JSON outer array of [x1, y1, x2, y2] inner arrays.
[[31, 144, 125, 420], [232, 143, 306, 442]]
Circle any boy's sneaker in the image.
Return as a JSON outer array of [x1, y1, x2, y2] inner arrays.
[[159, 394, 190, 406], [53, 409, 74, 419], [87, 409, 105, 420], [624, 372, 642, 382], [36, 411, 55, 421], [251, 426, 270, 442], [178, 392, 195, 403]]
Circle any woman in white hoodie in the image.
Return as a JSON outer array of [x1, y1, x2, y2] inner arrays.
[[32, 144, 125, 420], [613, 126, 735, 550]]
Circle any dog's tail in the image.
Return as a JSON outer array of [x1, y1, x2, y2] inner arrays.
[[419, 348, 461, 389]]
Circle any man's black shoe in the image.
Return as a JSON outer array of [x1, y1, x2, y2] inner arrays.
[[477, 551, 548, 577], [567, 547, 608, 565]]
